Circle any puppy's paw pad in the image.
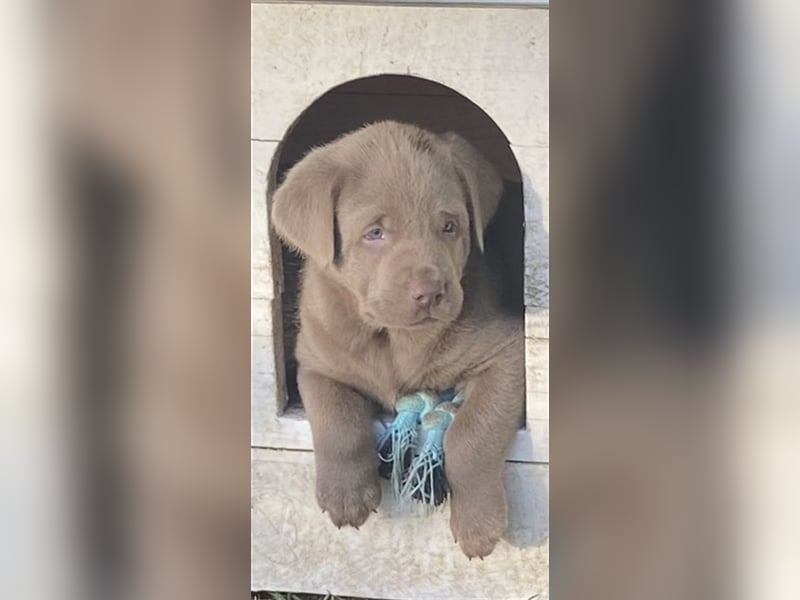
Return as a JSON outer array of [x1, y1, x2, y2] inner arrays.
[[450, 505, 506, 559], [317, 475, 381, 529], [455, 531, 501, 560]]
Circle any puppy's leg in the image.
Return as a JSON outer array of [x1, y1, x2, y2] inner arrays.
[[298, 367, 381, 529], [445, 338, 525, 558]]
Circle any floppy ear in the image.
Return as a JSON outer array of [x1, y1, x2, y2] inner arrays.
[[440, 132, 503, 253], [270, 145, 340, 267]]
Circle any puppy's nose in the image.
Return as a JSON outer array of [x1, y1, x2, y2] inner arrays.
[[411, 279, 444, 308]]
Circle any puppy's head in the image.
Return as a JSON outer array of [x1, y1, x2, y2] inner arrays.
[[271, 121, 502, 329]]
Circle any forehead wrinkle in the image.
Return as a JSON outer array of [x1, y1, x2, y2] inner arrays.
[[344, 125, 466, 222]]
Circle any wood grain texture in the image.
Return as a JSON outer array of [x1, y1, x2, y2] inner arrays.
[[251, 3, 548, 147], [252, 141, 278, 301], [251, 448, 549, 600], [515, 145, 549, 309], [252, 140, 288, 437]]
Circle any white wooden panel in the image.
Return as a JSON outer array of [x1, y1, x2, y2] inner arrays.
[[517, 142, 549, 456], [252, 140, 284, 442], [251, 140, 278, 300], [525, 340, 548, 416], [251, 3, 548, 148], [252, 332, 279, 442], [516, 144, 550, 231], [526, 307, 549, 339], [516, 144, 549, 309], [253, 413, 547, 463], [251, 448, 549, 600]]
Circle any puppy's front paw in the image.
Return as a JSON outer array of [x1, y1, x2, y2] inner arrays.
[[450, 488, 508, 559], [316, 463, 381, 529]]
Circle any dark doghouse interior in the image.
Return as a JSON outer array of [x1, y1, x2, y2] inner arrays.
[[273, 75, 524, 407]]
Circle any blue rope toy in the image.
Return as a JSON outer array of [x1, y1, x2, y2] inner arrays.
[[377, 389, 463, 509]]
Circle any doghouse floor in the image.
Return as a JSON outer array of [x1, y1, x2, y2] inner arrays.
[[251, 448, 549, 600]]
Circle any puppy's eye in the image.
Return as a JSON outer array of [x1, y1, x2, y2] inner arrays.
[[442, 221, 458, 235], [363, 226, 385, 241]]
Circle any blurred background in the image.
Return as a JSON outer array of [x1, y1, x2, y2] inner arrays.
[[1, 1, 798, 599], [2, 1, 250, 599]]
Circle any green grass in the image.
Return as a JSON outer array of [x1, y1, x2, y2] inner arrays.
[[253, 593, 375, 600]]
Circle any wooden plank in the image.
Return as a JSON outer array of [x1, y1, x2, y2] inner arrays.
[[252, 141, 287, 439], [251, 447, 549, 599], [251, 3, 548, 147], [525, 338, 549, 418], [526, 307, 549, 339], [251, 141, 278, 299], [300, 72, 460, 96], [515, 145, 549, 309], [253, 412, 547, 463]]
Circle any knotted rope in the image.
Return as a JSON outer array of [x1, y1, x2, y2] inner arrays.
[[377, 389, 464, 510]]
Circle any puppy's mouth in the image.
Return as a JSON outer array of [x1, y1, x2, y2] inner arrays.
[[361, 308, 455, 330], [363, 285, 463, 329], [407, 315, 440, 327]]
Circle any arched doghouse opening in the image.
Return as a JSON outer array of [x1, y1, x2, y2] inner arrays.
[[268, 74, 525, 409]]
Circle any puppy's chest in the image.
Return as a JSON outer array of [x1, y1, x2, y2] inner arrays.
[[356, 331, 455, 397]]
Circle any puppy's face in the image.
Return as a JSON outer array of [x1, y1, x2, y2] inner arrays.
[[335, 159, 471, 328], [271, 122, 502, 330]]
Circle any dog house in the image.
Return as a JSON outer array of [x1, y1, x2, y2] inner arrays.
[[252, 2, 548, 598]]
